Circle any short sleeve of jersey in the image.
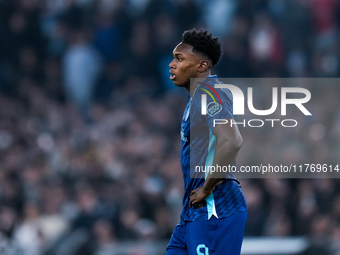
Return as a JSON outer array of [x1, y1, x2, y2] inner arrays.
[[192, 82, 234, 132]]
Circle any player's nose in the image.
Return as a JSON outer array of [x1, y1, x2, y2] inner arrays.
[[169, 59, 176, 69]]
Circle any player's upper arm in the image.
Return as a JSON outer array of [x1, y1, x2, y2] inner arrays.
[[213, 119, 243, 150]]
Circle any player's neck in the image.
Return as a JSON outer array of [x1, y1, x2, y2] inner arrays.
[[186, 71, 211, 97]]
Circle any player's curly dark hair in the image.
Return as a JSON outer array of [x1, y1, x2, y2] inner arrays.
[[182, 28, 222, 66]]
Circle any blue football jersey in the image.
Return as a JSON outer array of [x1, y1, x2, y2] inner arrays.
[[179, 75, 247, 223]]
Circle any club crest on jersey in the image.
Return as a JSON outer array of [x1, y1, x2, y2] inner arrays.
[[207, 101, 222, 116], [198, 82, 223, 116]]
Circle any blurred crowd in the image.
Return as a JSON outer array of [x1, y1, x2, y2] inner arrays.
[[0, 0, 340, 254]]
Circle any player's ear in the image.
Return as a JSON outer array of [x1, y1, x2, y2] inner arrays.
[[198, 60, 209, 73]]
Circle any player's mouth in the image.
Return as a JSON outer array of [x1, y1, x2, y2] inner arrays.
[[169, 71, 176, 80]]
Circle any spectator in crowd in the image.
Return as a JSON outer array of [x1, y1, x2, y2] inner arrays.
[[62, 28, 102, 120]]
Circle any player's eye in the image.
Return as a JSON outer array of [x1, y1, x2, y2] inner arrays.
[[177, 58, 183, 62]]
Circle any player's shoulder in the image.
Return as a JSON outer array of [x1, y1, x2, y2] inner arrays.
[[193, 76, 220, 98], [194, 76, 232, 104]]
